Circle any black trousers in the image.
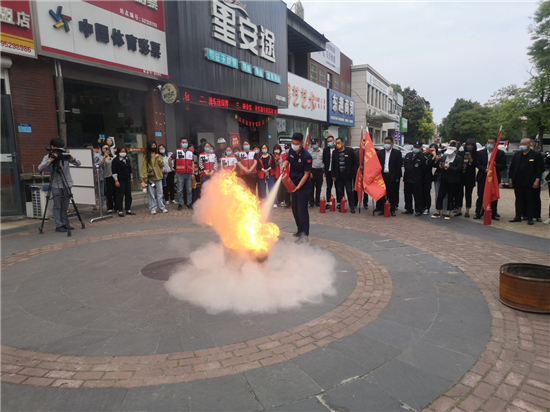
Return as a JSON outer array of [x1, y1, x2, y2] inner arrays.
[[354, 191, 369, 208], [404, 182, 423, 212], [436, 180, 459, 212], [292, 182, 311, 236], [309, 169, 324, 205], [240, 174, 259, 197], [455, 184, 464, 208], [475, 179, 498, 216], [164, 171, 175, 202], [422, 177, 432, 211], [116, 179, 132, 212], [534, 186, 541, 219], [463, 185, 474, 209], [376, 173, 400, 212], [325, 170, 334, 201], [104, 176, 116, 211], [335, 177, 355, 208], [514, 184, 536, 220]]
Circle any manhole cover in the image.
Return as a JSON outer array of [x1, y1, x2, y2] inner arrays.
[[140, 257, 189, 281]]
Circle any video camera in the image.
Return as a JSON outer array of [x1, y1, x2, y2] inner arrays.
[[46, 147, 72, 162]]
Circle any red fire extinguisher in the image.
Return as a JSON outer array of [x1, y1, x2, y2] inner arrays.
[[384, 200, 391, 217], [282, 169, 296, 193], [341, 197, 347, 213], [483, 207, 492, 225], [329, 195, 336, 212], [320, 197, 326, 214]]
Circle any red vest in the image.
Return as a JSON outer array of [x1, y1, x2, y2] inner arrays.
[[220, 155, 237, 171], [199, 152, 217, 176], [239, 150, 257, 175], [273, 153, 283, 178], [174, 149, 193, 174]]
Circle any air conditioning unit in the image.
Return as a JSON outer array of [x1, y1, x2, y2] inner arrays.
[[30, 185, 53, 219]]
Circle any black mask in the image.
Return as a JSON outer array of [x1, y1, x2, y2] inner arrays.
[[151, 147, 157, 153]]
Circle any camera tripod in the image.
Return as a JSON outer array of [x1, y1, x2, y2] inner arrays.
[[38, 160, 85, 236]]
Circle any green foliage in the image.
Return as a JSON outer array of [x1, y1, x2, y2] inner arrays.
[[439, 99, 492, 144], [401, 87, 427, 140], [528, 0, 550, 70], [391, 83, 403, 94], [417, 109, 436, 142]]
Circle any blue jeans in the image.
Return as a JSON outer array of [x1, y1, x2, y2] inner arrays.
[[259, 175, 276, 204], [177, 173, 193, 206]]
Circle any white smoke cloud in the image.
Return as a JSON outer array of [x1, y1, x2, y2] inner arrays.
[[164, 239, 337, 315]]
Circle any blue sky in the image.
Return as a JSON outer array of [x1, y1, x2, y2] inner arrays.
[[293, 1, 538, 124]]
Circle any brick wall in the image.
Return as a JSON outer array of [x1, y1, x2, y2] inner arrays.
[[145, 88, 166, 147], [9, 56, 58, 174]]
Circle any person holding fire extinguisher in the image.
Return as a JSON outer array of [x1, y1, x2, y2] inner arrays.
[[198, 142, 218, 185], [282, 133, 312, 243]]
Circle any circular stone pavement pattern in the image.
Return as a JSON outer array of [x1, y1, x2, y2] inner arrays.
[[0, 214, 540, 412]]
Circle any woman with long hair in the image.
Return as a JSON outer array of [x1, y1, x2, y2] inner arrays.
[[159, 144, 175, 204], [257, 143, 276, 207], [456, 138, 477, 217], [111, 147, 135, 217], [105, 136, 116, 157], [99, 143, 116, 213], [141, 141, 167, 215]]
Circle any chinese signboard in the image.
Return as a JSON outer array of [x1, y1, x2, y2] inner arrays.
[[400, 117, 408, 133], [327, 89, 355, 126], [0, 1, 35, 58], [278, 72, 327, 122], [397, 93, 403, 107], [33, 0, 168, 78], [165, 0, 287, 107], [311, 42, 340, 75], [366, 72, 389, 95]]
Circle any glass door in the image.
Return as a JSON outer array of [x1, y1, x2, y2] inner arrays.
[[1, 95, 23, 216]]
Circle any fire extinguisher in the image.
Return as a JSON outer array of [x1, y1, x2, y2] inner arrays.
[[483, 207, 492, 225], [320, 197, 326, 214], [384, 200, 391, 217], [282, 168, 296, 193], [329, 195, 336, 212], [341, 197, 347, 213]]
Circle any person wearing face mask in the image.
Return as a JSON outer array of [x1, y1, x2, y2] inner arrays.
[[198, 142, 218, 184], [272, 144, 289, 207], [257, 143, 276, 207], [159, 144, 175, 205], [530, 140, 543, 222], [402, 141, 425, 216], [455, 139, 478, 217], [422, 143, 440, 215], [473, 137, 506, 220], [432, 142, 462, 219], [308, 138, 324, 208], [237, 140, 259, 196], [111, 147, 135, 217], [99, 143, 116, 213], [376, 137, 403, 216], [282, 133, 312, 242], [508, 138, 544, 225], [220, 146, 237, 173], [141, 141, 167, 215], [322, 135, 336, 209], [331, 137, 358, 213], [171, 137, 194, 211]]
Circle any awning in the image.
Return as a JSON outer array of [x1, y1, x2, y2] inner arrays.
[[287, 10, 328, 54]]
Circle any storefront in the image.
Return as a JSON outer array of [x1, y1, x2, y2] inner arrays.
[[163, 0, 287, 151], [326, 89, 355, 145], [278, 72, 327, 146]]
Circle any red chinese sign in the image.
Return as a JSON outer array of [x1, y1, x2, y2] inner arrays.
[[0, 1, 35, 58]]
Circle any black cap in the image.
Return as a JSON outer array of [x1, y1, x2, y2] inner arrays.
[[311, 138, 319, 144], [292, 132, 304, 142], [414, 141, 422, 147]]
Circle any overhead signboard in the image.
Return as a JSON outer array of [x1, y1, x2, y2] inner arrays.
[[165, 0, 287, 107], [366, 72, 389, 95], [0, 1, 36, 58], [278, 72, 326, 122], [311, 42, 340, 75], [397, 93, 403, 107], [327, 89, 355, 127], [33, 0, 168, 78], [400, 117, 408, 132]]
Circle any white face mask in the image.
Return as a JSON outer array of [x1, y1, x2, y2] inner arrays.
[[119, 152, 127, 158], [446, 147, 456, 155], [291, 144, 301, 151], [274, 150, 280, 154]]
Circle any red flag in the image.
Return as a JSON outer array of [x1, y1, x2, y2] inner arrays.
[[354, 127, 365, 202], [483, 126, 502, 211], [303, 127, 310, 150], [362, 128, 386, 201]]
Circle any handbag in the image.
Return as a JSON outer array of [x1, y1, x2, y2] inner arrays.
[[147, 155, 156, 177]]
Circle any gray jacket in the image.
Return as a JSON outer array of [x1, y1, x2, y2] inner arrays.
[[38, 154, 81, 188]]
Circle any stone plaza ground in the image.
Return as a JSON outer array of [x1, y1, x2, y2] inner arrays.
[[1, 189, 549, 411]]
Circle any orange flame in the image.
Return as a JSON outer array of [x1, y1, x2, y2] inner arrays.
[[196, 172, 279, 255]]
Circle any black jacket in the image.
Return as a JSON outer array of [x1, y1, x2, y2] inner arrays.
[[476, 148, 506, 183], [509, 149, 544, 185], [459, 151, 477, 187], [112, 156, 133, 181], [323, 147, 336, 174], [331, 147, 358, 180], [437, 154, 462, 184], [377, 148, 403, 181], [403, 152, 425, 184]]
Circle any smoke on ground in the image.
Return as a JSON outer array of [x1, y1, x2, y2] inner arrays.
[[164, 240, 337, 315]]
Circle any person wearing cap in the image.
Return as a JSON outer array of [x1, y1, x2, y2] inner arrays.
[[402, 141, 425, 216], [282, 132, 312, 243], [215, 137, 227, 161], [308, 138, 324, 208]]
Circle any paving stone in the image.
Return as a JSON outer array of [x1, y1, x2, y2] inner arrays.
[[358, 317, 425, 350], [323, 378, 405, 411], [187, 374, 262, 411], [120, 384, 191, 411], [267, 396, 328, 412], [40, 329, 117, 356], [93, 331, 161, 356], [329, 332, 401, 370]]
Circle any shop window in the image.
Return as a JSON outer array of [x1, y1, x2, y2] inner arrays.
[[327, 72, 332, 90], [334, 77, 339, 92], [319, 68, 326, 87], [310, 63, 317, 83]]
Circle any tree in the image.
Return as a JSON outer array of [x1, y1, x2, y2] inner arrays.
[[439, 99, 492, 144], [416, 109, 436, 142], [528, 0, 550, 71], [391, 83, 403, 95], [401, 87, 427, 141]]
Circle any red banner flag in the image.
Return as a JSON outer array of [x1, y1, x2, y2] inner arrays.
[[483, 126, 503, 211], [303, 127, 310, 150], [362, 128, 386, 201], [355, 127, 365, 203]]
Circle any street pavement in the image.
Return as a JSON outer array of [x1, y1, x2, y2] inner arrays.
[[1, 198, 549, 412]]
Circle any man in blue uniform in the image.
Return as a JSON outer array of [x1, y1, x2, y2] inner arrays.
[[283, 132, 312, 243]]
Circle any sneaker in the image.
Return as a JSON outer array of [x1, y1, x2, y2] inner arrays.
[[414, 212, 422, 217], [62, 224, 75, 230], [401, 210, 413, 215], [544, 218, 550, 225], [126, 210, 135, 215], [431, 213, 441, 219], [55, 226, 68, 232], [280, 201, 286, 207], [178, 204, 183, 211], [273, 204, 277, 208], [107, 209, 113, 213], [150, 210, 157, 215], [464, 213, 470, 218], [444, 215, 451, 220], [454, 212, 462, 217], [296, 235, 310, 244], [186, 204, 193, 210], [118, 211, 124, 217], [162, 208, 168, 213], [423, 209, 429, 215], [171, 200, 177, 204]]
